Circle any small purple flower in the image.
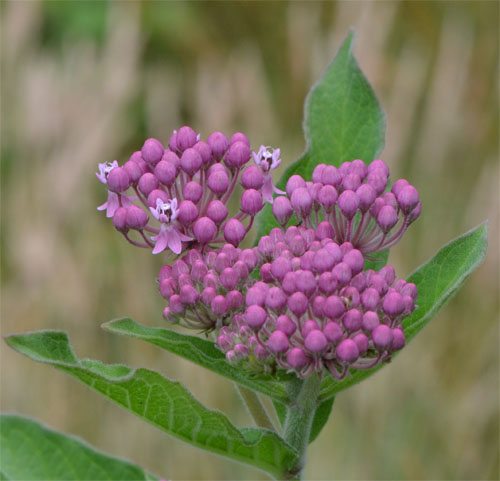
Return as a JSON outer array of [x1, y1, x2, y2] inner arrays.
[[252, 145, 285, 203], [150, 198, 192, 255], [96, 161, 118, 184]]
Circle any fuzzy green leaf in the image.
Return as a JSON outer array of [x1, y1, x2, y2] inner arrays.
[[5, 332, 298, 478], [319, 222, 488, 400], [257, 29, 385, 237], [0, 414, 157, 480], [102, 318, 288, 403]]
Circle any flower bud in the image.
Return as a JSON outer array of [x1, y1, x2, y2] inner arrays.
[[318, 185, 338, 208], [336, 339, 359, 362], [225, 141, 250, 167], [206, 200, 228, 224], [192, 141, 212, 165], [141, 138, 164, 165], [323, 322, 343, 343], [265, 286, 287, 311], [353, 332, 369, 354], [397, 185, 420, 214], [272, 197, 293, 226], [241, 165, 264, 189], [266, 331, 289, 353], [286, 175, 306, 196], [230, 132, 250, 146], [323, 295, 345, 319], [276, 314, 297, 336], [241, 189, 263, 215], [287, 347, 308, 369], [343, 309, 363, 331], [220, 267, 239, 290], [223, 218, 246, 247], [178, 200, 199, 225], [123, 160, 143, 184], [147, 189, 169, 208], [356, 184, 376, 211], [391, 328, 406, 350], [138, 173, 158, 196], [290, 187, 313, 215], [183, 181, 203, 203], [338, 190, 359, 219], [176, 126, 198, 152], [211, 295, 228, 316], [322, 165, 342, 186], [107, 167, 130, 193], [154, 160, 177, 187], [305, 330, 328, 353], [382, 291, 405, 317], [377, 205, 398, 232], [180, 148, 203, 176], [244, 305, 267, 329], [288, 292, 309, 316], [193, 217, 216, 243], [372, 324, 393, 350], [112, 207, 128, 232], [207, 132, 229, 160], [126, 205, 148, 230]]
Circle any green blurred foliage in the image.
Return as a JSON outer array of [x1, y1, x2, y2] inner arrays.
[[1, 1, 498, 480]]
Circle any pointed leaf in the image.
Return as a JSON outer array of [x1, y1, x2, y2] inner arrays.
[[5, 331, 297, 478], [102, 318, 288, 403], [319, 222, 488, 400], [0, 414, 157, 480], [257, 29, 385, 237]]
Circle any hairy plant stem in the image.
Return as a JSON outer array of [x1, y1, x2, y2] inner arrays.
[[235, 384, 276, 431], [282, 373, 322, 480]]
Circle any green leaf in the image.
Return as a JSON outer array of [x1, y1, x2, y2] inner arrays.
[[5, 331, 297, 478], [0, 414, 157, 480], [319, 222, 488, 400], [257, 29, 385, 237], [102, 318, 288, 403], [308, 397, 335, 443]]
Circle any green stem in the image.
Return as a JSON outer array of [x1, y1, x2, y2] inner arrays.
[[282, 374, 322, 480], [235, 384, 276, 431]]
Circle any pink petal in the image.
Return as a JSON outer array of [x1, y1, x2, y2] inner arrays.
[[273, 185, 286, 195], [106, 192, 120, 218], [152, 231, 168, 255], [97, 201, 107, 211], [167, 229, 182, 255], [262, 176, 274, 204]]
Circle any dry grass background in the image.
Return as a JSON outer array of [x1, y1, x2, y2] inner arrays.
[[1, 1, 498, 480]]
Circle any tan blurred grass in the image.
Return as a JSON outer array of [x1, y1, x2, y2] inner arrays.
[[1, 1, 498, 480]]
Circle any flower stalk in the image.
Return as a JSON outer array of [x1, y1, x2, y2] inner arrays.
[[282, 374, 322, 480]]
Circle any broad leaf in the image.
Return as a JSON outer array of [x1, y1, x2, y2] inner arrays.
[[319, 222, 488, 400], [0, 414, 157, 480], [102, 318, 288, 403], [257, 29, 386, 237], [5, 331, 298, 479]]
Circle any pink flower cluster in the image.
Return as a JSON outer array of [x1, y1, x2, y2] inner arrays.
[[98, 128, 421, 380], [97, 126, 283, 255], [156, 223, 417, 379], [272, 159, 421, 254]]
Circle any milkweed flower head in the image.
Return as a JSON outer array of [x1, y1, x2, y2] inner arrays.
[[96, 127, 286, 256], [98, 136, 420, 380], [214, 225, 417, 378]]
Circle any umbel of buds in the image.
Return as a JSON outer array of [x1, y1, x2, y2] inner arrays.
[[97, 126, 284, 255], [273, 159, 421, 254], [157, 223, 417, 379]]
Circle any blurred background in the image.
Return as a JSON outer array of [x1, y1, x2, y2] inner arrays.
[[1, 1, 498, 480]]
